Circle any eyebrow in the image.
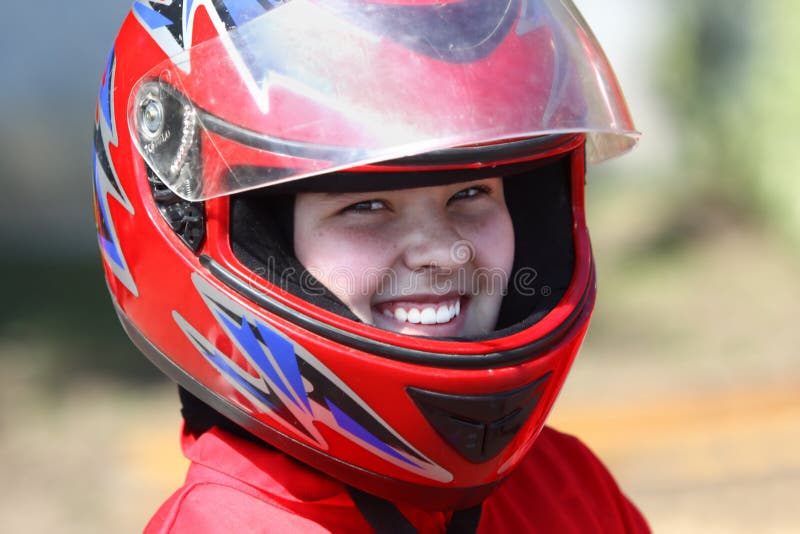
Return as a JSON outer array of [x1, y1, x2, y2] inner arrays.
[[319, 179, 498, 197], [319, 191, 383, 202]]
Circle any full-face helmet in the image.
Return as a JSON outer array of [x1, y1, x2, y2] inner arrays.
[[94, 0, 637, 509]]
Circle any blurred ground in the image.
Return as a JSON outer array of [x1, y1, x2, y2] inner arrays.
[[552, 183, 800, 533], [1, 183, 798, 533]]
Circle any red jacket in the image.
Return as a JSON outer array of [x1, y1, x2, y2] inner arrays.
[[145, 426, 649, 533]]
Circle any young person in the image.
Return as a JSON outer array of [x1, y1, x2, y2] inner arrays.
[[93, 1, 648, 531]]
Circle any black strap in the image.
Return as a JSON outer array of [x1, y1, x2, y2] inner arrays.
[[347, 486, 483, 534], [445, 504, 482, 534]]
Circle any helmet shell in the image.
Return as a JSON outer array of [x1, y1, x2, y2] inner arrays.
[[94, 0, 625, 509]]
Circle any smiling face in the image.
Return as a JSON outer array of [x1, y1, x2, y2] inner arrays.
[[293, 178, 514, 337]]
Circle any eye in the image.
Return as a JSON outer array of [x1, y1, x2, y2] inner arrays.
[[448, 185, 491, 204], [342, 199, 387, 213]]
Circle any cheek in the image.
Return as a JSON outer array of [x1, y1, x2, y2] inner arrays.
[[469, 210, 515, 276], [460, 211, 514, 335], [295, 227, 392, 309]]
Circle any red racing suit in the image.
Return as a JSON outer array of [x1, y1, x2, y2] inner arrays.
[[145, 425, 649, 533]]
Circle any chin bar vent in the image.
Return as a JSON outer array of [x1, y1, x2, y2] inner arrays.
[[408, 372, 551, 463]]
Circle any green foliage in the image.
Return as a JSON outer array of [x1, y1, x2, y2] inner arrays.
[[657, 0, 757, 197], [657, 0, 800, 246], [746, 0, 800, 246]]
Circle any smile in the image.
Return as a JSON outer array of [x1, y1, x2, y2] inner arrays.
[[376, 297, 461, 325]]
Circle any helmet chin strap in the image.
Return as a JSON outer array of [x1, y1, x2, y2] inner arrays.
[[347, 486, 483, 533], [179, 386, 271, 443]]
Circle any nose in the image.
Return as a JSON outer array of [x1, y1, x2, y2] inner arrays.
[[401, 210, 472, 272]]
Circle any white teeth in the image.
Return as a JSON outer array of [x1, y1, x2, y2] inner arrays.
[[382, 299, 462, 326]]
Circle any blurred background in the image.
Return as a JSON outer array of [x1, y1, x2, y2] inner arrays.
[[1, 1, 798, 532]]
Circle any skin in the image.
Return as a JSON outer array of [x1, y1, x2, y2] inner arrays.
[[293, 178, 515, 337]]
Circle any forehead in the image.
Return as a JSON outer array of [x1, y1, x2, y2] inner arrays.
[[298, 177, 502, 207], [279, 168, 504, 195]]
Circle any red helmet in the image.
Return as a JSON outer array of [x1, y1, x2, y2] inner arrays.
[[94, 0, 637, 510]]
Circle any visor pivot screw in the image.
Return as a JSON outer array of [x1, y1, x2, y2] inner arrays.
[[141, 99, 164, 138]]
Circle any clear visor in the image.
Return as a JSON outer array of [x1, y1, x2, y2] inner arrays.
[[129, 0, 638, 201]]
